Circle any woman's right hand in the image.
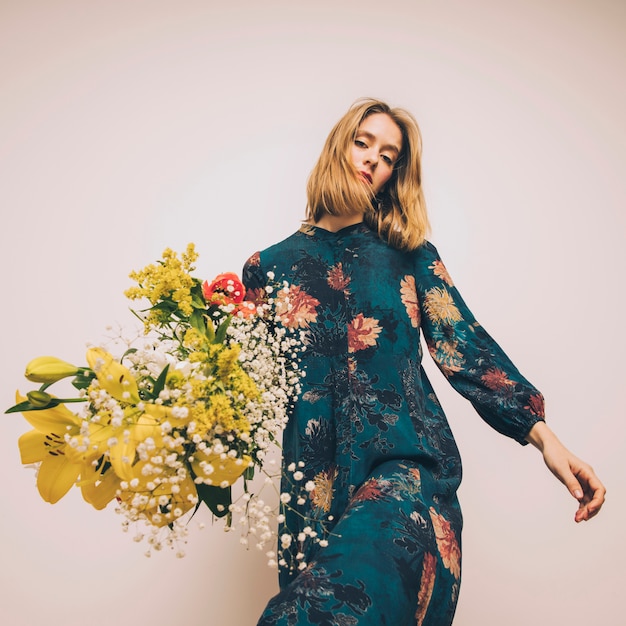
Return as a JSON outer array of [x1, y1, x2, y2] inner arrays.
[[525, 421, 606, 522]]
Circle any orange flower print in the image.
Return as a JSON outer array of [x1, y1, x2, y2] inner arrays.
[[409, 467, 422, 484], [525, 392, 545, 417], [423, 287, 462, 325], [352, 477, 385, 502], [246, 251, 260, 267], [310, 466, 338, 513], [327, 263, 351, 292], [275, 285, 320, 328], [429, 259, 454, 287], [400, 275, 420, 328], [245, 287, 266, 306], [348, 314, 382, 353], [429, 507, 461, 579], [427, 340, 464, 377], [481, 367, 514, 391], [415, 552, 437, 626]]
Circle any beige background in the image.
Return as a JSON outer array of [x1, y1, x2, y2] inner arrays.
[[1, 1, 624, 624]]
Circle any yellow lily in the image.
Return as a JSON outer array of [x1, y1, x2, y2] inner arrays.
[[15, 392, 119, 507], [79, 459, 122, 510], [86, 347, 140, 404], [117, 468, 198, 527], [106, 407, 167, 482], [25, 356, 80, 383], [190, 451, 252, 487]]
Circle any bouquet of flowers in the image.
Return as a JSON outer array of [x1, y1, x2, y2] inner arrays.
[[6, 244, 308, 561]]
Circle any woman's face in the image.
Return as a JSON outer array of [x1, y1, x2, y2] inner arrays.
[[351, 113, 403, 196]]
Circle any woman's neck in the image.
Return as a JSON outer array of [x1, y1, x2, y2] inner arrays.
[[310, 213, 363, 233]]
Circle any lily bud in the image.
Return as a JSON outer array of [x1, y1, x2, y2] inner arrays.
[[26, 390, 53, 408], [25, 356, 80, 383]]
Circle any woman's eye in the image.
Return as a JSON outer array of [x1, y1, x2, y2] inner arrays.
[[381, 155, 393, 165], [355, 140, 367, 148]]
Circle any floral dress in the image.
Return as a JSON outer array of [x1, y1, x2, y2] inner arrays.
[[242, 223, 545, 626]]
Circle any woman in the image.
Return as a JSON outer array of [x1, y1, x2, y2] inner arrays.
[[242, 98, 605, 625]]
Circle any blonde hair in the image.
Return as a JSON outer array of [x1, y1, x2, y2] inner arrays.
[[306, 98, 430, 251]]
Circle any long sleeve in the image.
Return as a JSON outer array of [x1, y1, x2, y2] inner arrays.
[[414, 242, 545, 444]]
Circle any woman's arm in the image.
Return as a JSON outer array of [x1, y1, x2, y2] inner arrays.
[[414, 241, 546, 444], [525, 421, 606, 522], [414, 242, 606, 520]]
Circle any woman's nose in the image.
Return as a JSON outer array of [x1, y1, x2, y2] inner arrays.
[[363, 150, 378, 166]]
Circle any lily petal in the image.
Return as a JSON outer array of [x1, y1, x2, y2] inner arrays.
[[15, 392, 80, 432], [18, 429, 48, 464], [108, 412, 164, 480], [80, 464, 120, 510], [63, 421, 115, 464], [86, 347, 140, 403], [37, 453, 82, 504], [191, 453, 251, 487]]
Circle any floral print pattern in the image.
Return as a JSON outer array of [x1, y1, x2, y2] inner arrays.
[[347, 314, 381, 353], [400, 275, 420, 328], [423, 286, 463, 324], [429, 507, 461, 579], [429, 258, 454, 286], [275, 285, 320, 328], [310, 467, 337, 513], [327, 262, 351, 293], [243, 223, 544, 625], [416, 552, 437, 626]]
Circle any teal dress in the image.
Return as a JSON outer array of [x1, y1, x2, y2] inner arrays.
[[243, 223, 544, 626]]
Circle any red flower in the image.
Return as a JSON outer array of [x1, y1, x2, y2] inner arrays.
[[245, 287, 267, 306], [525, 393, 545, 417], [352, 477, 384, 502], [202, 273, 246, 306], [481, 367, 514, 391], [327, 263, 351, 292]]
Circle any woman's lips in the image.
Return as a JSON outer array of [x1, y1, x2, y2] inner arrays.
[[359, 171, 373, 184]]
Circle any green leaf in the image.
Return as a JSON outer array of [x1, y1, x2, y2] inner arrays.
[[5, 398, 62, 414], [151, 300, 178, 314], [190, 285, 207, 309], [195, 483, 232, 518], [152, 364, 170, 399], [71, 372, 95, 390], [214, 316, 232, 344], [189, 309, 206, 334]]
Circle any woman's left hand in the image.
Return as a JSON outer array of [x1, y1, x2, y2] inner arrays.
[[525, 421, 606, 522]]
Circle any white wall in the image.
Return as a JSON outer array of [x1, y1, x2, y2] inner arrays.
[[1, 1, 623, 624]]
